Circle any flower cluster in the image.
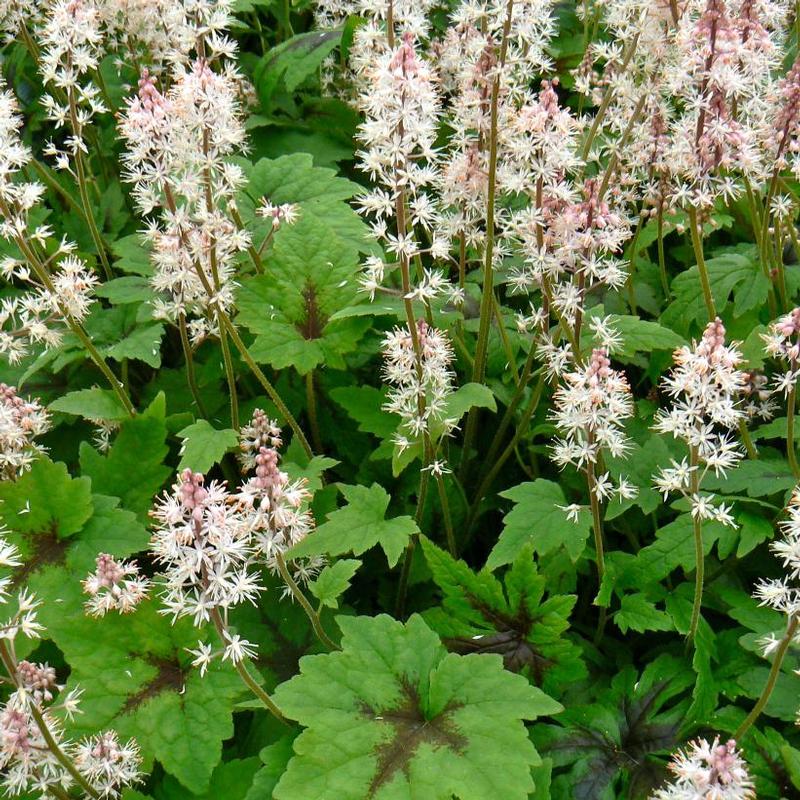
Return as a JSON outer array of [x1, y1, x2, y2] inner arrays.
[[0, 384, 49, 480], [0, 530, 140, 798], [382, 320, 456, 453], [651, 737, 754, 800], [0, 79, 99, 363], [237, 412, 321, 590], [654, 318, 745, 526], [551, 347, 636, 504], [150, 469, 262, 627], [753, 485, 800, 631], [39, 0, 107, 166], [120, 60, 249, 342], [82, 553, 150, 617], [763, 306, 800, 396]]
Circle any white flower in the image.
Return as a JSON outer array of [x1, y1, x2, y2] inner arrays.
[[222, 633, 257, 666], [651, 737, 754, 800], [186, 642, 214, 677]]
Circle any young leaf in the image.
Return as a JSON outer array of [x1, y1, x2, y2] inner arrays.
[[308, 559, 361, 609], [289, 483, 418, 567], [177, 420, 239, 473], [49, 388, 130, 422], [614, 594, 673, 634], [272, 614, 562, 800], [487, 480, 592, 569]]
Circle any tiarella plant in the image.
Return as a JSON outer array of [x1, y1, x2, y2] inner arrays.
[[5, 0, 800, 798]]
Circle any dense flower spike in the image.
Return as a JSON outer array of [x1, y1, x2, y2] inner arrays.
[[0, 78, 99, 363], [0, 384, 49, 480], [382, 320, 457, 452], [237, 411, 321, 592], [120, 59, 249, 342], [82, 553, 150, 617], [651, 738, 755, 799], [150, 469, 262, 627], [552, 348, 634, 470], [654, 318, 746, 512]]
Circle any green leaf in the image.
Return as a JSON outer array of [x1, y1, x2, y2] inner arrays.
[[628, 514, 727, 583], [614, 594, 672, 634], [256, 30, 343, 99], [702, 458, 795, 497], [245, 737, 297, 800], [80, 394, 171, 520], [0, 457, 93, 538], [177, 420, 239, 473], [487, 480, 592, 569], [156, 757, 261, 800], [585, 311, 685, 361], [273, 614, 561, 800], [240, 153, 369, 259], [420, 539, 585, 695], [95, 276, 154, 305], [105, 322, 165, 368], [236, 212, 370, 374], [443, 383, 497, 419], [42, 588, 244, 793], [49, 388, 130, 421], [330, 385, 397, 438], [289, 484, 418, 567], [662, 249, 765, 334], [112, 234, 153, 276], [308, 559, 361, 609]]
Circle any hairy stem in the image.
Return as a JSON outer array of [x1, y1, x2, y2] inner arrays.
[[688, 446, 704, 642]]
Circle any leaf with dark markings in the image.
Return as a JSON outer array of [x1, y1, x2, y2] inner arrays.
[[272, 614, 561, 799]]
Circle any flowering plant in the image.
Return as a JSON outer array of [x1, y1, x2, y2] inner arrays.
[[4, 0, 800, 797]]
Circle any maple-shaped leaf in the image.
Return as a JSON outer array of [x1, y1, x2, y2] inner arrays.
[[420, 538, 586, 696], [289, 483, 418, 567], [487, 480, 592, 569], [34, 579, 244, 795], [534, 655, 694, 800], [0, 456, 93, 538], [0, 470, 149, 665], [272, 614, 562, 800]]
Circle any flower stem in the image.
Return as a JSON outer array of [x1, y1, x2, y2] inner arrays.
[[395, 469, 430, 618], [471, 0, 514, 387], [738, 418, 758, 461], [274, 551, 338, 650], [734, 615, 799, 740], [208, 609, 289, 724], [178, 314, 209, 418], [688, 446, 704, 642], [687, 208, 716, 321], [305, 371, 323, 454], [218, 314, 313, 458], [434, 471, 457, 556]]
